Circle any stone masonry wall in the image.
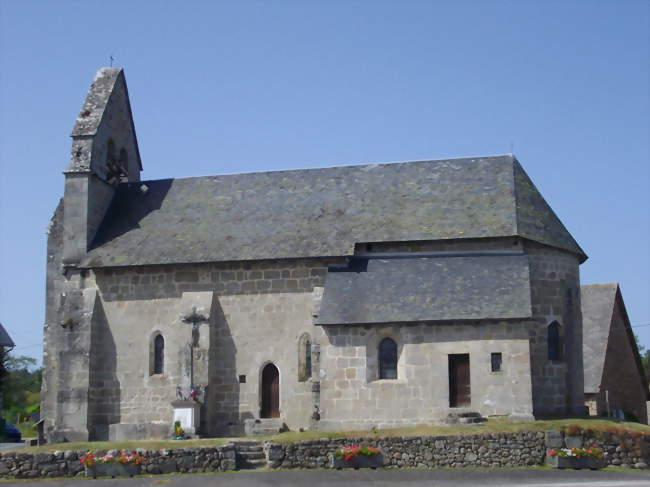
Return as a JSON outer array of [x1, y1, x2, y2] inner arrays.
[[597, 298, 648, 423], [42, 200, 65, 441], [0, 444, 236, 479], [44, 235, 586, 439], [87, 258, 340, 437], [525, 242, 584, 417], [319, 322, 534, 431], [267, 429, 650, 470], [3, 429, 649, 479]]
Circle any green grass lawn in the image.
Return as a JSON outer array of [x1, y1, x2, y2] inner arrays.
[[263, 417, 650, 443], [8, 417, 650, 454], [15, 422, 37, 438]]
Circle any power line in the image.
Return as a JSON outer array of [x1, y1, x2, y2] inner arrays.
[[632, 324, 650, 328], [11, 343, 42, 351]]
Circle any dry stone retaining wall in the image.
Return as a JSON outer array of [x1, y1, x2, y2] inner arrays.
[[267, 432, 547, 469], [0, 444, 236, 479], [1, 429, 649, 479], [267, 430, 650, 470]]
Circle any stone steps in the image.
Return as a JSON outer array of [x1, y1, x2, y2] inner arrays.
[[244, 418, 285, 436], [234, 441, 267, 470], [445, 411, 487, 425]]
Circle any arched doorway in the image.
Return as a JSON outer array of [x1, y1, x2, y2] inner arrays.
[[261, 363, 280, 418]]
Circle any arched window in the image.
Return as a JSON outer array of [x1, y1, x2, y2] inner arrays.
[[105, 139, 127, 185], [548, 321, 561, 361], [298, 333, 312, 382], [153, 334, 164, 374], [305, 338, 312, 379], [379, 337, 398, 379], [118, 148, 129, 182]]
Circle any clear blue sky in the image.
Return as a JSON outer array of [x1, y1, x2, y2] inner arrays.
[[1, 1, 648, 364]]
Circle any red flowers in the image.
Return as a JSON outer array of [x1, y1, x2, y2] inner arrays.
[[80, 452, 96, 466], [334, 445, 381, 461], [79, 450, 146, 466], [546, 446, 605, 459]]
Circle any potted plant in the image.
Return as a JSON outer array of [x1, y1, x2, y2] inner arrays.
[[331, 445, 383, 469], [173, 420, 186, 440], [81, 450, 147, 478], [546, 446, 606, 470]]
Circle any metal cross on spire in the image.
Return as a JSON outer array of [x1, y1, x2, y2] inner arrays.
[[109, 55, 114, 67]]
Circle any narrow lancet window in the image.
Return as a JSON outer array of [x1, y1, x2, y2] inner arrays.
[[379, 337, 398, 379], [548, 321, 561, 361], [305, 338, 312, 379], [298, 333, 312, 382], [153, 334, 164, 374]]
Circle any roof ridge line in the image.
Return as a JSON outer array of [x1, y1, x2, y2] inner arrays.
[[131, 154, 514, 184], [510, 155, 520, 238]]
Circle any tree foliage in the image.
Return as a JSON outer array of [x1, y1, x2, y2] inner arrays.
[[634, 333, 649, 377], [1, 354, 42, 423]]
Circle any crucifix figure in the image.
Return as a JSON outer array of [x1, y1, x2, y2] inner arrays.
[[181, 306, 208, 399]]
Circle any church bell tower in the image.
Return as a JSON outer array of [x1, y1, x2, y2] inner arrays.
[[62, 67, 142, 265]]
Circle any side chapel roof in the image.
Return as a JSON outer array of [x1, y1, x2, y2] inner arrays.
[[581, 283, 648, 395], [0, 322, 15, 348], [82, 154, 585, 268], [316, 254, 533, 325]]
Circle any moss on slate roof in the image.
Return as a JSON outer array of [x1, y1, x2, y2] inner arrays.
[[82, 154, 585, 267]]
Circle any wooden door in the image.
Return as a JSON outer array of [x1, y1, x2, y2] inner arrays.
[[449, 354, 471, 407], [261, 363, 280, 418]]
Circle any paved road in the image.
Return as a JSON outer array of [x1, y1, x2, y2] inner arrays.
[[0, 441, 26, 451], [4, 469, 650, 486]]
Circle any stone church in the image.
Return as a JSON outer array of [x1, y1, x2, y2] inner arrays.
[[42, 67, 587, 442]]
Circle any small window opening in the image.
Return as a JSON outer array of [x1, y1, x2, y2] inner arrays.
[[379, 338, 398, 380], [491, 353, 502, 372], [548, 321, 561, 361], [239, 375, 246, 383], [153, 334, 164, 375], [305, 339, 312, 379], [298, 333, 312, 382], [118, 148, 129, 182]]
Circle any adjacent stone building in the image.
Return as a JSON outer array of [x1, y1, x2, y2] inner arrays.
[[0, 322, 15, 416], [582, 283, 649, 423], [42, 67, 588, 442]]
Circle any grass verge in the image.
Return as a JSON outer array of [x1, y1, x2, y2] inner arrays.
[[6, 417, 650, 453], [263, 417, 650, 443]]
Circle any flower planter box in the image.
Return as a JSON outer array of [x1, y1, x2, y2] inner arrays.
[[546, 455, 606, 470], [331, 453, 383, 470], [85, 463, 142, 478]]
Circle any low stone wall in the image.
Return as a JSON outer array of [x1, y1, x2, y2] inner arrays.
[[1, 428, 649, 479], [0, 444, 236, 479], [265, 432, 547, 469], [267, 429, 650, 470], [545, 427, 650, 469]]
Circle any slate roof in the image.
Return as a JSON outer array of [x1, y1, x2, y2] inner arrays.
[[68, 68, 142, 171], [581, 283, 647, 395], [83, 154, 586, 268], [316, 254, 533, 325], [0, 322, 15, 348], [582, 284, 617, 393]]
